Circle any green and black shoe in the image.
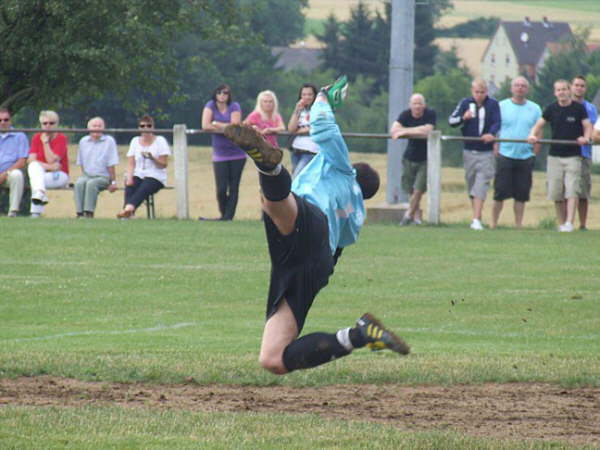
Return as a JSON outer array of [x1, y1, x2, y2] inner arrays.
[[224, 124, 282, 169], [356, 313, 410, 355]]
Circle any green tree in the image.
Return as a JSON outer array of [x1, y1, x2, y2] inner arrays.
[[0, 0, 241, 113], [241, 0, 308, 46], [315, 0, 453, 90]]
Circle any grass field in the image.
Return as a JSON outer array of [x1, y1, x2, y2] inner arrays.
[[1, 218, 599, 447]]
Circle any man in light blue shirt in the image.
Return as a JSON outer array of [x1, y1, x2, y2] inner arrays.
[[571, 75, 598, 230], [491, 76, 541, 228], [0, 108, 29, 216], [74, 117, 119, 218], [223, 77, 409, 377]]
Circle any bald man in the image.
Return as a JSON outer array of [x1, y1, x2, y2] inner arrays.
[[391, 93, 437, 225], [491, 76, 541, 228], [74, 117, 119, 218]]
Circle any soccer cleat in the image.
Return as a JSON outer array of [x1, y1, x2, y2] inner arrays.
[[322, 75, 349, 111], [224, 124, 282, 168], [356, 313, 410, 355]]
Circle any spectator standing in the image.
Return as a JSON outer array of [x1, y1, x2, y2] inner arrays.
[[449, 78, 501, 230], [287, 83, 320, 178], [491, 77, 541, 228], [391, 93, 436, 225], [571, 75, 598, 230], [117, 115, 171, 219], [244, 90, 286, 147], [201, 84, 246, 221], [27, 110, 69, 217], [528, 80, 592, 232], [74, 117, 119, 218], [0, 108, 28, 217]]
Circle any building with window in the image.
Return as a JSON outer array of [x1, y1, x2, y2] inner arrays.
[[481, 17, 572, 94]]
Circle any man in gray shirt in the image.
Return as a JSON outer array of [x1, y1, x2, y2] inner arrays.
[[74, 117, 119, 218]]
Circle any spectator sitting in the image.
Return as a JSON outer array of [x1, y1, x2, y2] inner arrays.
[[448, 78, 501, 230], [287, 83, 320, 178], [117, 115, 171, 219], [74, 117, 119, 218], [244, 90, 285, 148], [391, 93, 436, 225], [27, 110, 70, 218], [0, 108, 28, 217], [200, 84, 246, 221]]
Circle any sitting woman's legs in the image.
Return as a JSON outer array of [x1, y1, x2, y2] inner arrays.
[[126, 177, 163, 210]]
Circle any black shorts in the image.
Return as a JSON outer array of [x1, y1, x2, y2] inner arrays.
[[264, 194, 334, 333], [493, 155, 534, 202]]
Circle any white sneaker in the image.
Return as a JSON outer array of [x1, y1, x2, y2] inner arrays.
[[413, 218, 422, 225], [31, 213, 41, 218], [470, 219, 484, 230], [559, 222, 574, 232], [399, 213, 412, 226]]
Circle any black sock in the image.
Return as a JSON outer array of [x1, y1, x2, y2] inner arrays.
[[282, 332, 351, 372], [349, 327, 367, 349], [259, 166, 291, 202]]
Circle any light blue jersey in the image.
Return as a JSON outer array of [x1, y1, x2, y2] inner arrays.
[[291, 99, 365, 255], [499, 98, 542, 159]]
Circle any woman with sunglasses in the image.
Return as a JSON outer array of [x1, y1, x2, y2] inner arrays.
[[201, 84, 246, 221], [117, 115, 171, 219], [27, 110, 69, 217]]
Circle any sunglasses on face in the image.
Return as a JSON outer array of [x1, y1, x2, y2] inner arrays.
[[0, 118, 11, 122], [42, 121, 56, 126], [139, 124, 153, 128], [217, 90, 230, 95]]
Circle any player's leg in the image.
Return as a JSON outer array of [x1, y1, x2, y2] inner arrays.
[[224, 124, 298, 234], [259, 300, 299, 374], [280, 313, 410, 374]]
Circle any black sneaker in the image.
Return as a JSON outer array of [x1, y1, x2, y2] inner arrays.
[[224, 124, 282, 168], [356, 313, 410, 355]]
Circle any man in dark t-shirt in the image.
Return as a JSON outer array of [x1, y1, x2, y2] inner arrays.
[[528, 79, 592, 232], [390, 93, 436, 225]]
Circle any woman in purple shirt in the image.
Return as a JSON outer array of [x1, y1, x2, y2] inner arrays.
[[201, 84, 247, 220]]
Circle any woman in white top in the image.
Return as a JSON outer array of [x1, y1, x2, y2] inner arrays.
[[287, 83, 320, 178], [117, 115, 171, 218]]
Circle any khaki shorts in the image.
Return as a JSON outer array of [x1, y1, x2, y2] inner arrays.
[[463, 150, 495, 200], [546, 155, 582, 201], [580, 157, 592, 199], [401, 159, 427, 193]]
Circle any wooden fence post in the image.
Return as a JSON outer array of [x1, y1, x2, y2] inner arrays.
[[173, 124, 189, 219], [427, 130, 442, 225]]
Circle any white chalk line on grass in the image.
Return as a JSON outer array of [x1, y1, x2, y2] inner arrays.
[[4, 322, 196, 343], [401, 327, 600, 341], [0, 260, 262, 272]]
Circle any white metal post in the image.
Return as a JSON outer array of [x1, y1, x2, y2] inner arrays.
[[173, 124, 189, 219]]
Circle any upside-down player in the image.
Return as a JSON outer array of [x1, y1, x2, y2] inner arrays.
[[223, 76, 410, 375]]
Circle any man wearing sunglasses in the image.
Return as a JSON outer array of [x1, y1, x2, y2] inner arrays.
[[0, 108, 29, 217]]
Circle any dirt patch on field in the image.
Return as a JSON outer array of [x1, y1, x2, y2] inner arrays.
[[1, 377, 599, 446]]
